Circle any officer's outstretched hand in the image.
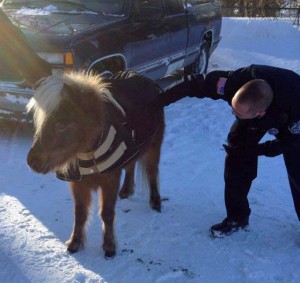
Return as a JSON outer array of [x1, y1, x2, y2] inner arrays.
[[223, 142, 281, 157], [185, 74, 206, 98]]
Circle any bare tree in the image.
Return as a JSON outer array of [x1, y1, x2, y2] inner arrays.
[[220, 0, 288, 17]]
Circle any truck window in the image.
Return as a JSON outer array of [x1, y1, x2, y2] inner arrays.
[[135, 0, 162, 9], [132, 0, 163, 20], [165, 0, 184, 15]]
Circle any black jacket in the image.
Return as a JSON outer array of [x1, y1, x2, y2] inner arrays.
[[161, 64, 300, 155]]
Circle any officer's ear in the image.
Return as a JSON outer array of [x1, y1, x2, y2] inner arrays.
[[256, 109, 266, 118]]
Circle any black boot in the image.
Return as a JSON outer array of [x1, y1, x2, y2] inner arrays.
[[210, 217, 249, 238]]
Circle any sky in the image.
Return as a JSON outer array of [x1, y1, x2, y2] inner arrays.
[[0, 17, 300, 283]]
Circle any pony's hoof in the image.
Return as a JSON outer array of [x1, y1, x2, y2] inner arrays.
[[118, 190, 133, 199], [151, 202, 161, 213], [104, 251, 116, 259], [66, 239, 83, 253], [67, 247, 78, 254]]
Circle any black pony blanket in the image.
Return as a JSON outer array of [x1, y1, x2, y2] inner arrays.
[[57, 71, 163, 181]]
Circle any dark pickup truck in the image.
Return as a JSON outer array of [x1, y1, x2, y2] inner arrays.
[[0, 0, 222, 120]]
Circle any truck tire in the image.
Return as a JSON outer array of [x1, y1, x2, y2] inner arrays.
[[89, 60, 116, 78], [99, 69, 114, 78], [185, 40, 210, 76]]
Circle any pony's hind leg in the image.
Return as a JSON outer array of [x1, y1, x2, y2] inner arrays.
[[66, 181, 92, 253], [143, 119, 165, 212], [99, 170, 121, 259], [119, 161, 135, 199]]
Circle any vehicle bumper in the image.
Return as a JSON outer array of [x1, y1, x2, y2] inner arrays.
[[0, 82, 34, 122]]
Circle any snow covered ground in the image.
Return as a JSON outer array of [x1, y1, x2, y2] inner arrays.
[[0, 18, 300, 283]]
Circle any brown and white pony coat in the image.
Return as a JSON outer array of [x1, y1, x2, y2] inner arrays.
[[27, 71, 165, 258]]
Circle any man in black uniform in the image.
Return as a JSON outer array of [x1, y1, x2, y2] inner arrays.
[[157, 64, 300, 237]]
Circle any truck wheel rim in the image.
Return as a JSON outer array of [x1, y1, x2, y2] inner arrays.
[[198, 48, 208, 74]]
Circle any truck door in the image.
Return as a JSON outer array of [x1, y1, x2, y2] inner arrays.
[[184, 0, 213, 65], [164, 0, 188, 74], [129, 0, 170, 80]]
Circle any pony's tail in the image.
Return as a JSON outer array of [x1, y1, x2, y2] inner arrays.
[[135, 157, 150, 196]]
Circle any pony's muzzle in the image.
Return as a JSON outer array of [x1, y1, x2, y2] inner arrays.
[[27, 146, 51, 174]]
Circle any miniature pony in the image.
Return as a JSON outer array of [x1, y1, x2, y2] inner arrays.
[[27, 71, 164, 258]]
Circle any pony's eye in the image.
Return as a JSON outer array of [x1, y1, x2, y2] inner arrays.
[[55, 122, 70, 133]]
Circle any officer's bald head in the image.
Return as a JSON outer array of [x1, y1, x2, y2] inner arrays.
[[232, 79, 273, 119]]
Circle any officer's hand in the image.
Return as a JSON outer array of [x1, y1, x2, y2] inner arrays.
[[256, 140, 283, 157], [223, 144, 241, 156], [222, 143, 275, 157], [184, 73, 205, 83], [187, 74, 206, 98], [222, 144, 258, 157]]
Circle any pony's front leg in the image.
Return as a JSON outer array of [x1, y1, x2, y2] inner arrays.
[[99, 170, 121, 259], [66, 181, 92, 253]]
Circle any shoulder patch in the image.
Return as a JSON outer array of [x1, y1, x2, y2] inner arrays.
[[289, 121, 300, 134], [268, 128, 279, 135], [217, 77, 227, 95]]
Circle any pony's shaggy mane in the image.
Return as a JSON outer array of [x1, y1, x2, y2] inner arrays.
[[27, 71, 122, 135]]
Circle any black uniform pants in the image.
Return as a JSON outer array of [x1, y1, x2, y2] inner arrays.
[[224, 119, 300, 221], [283, 149, 300, 220], [224, 120, 264, 221]]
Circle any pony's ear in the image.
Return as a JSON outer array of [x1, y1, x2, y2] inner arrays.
[[62, 83, 93, 101], [62, 83, 101, 120], [62, 83, 89, 107]]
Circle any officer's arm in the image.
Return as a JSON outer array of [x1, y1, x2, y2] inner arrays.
[[158, 74, 209, 107], [158, 70, 232, 108], [256, 140, 283, 157], [258, 132, 300, 157], [203, 71, 232, 101], [278, 96, 300, 154], [223, 140, 283, 157]]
